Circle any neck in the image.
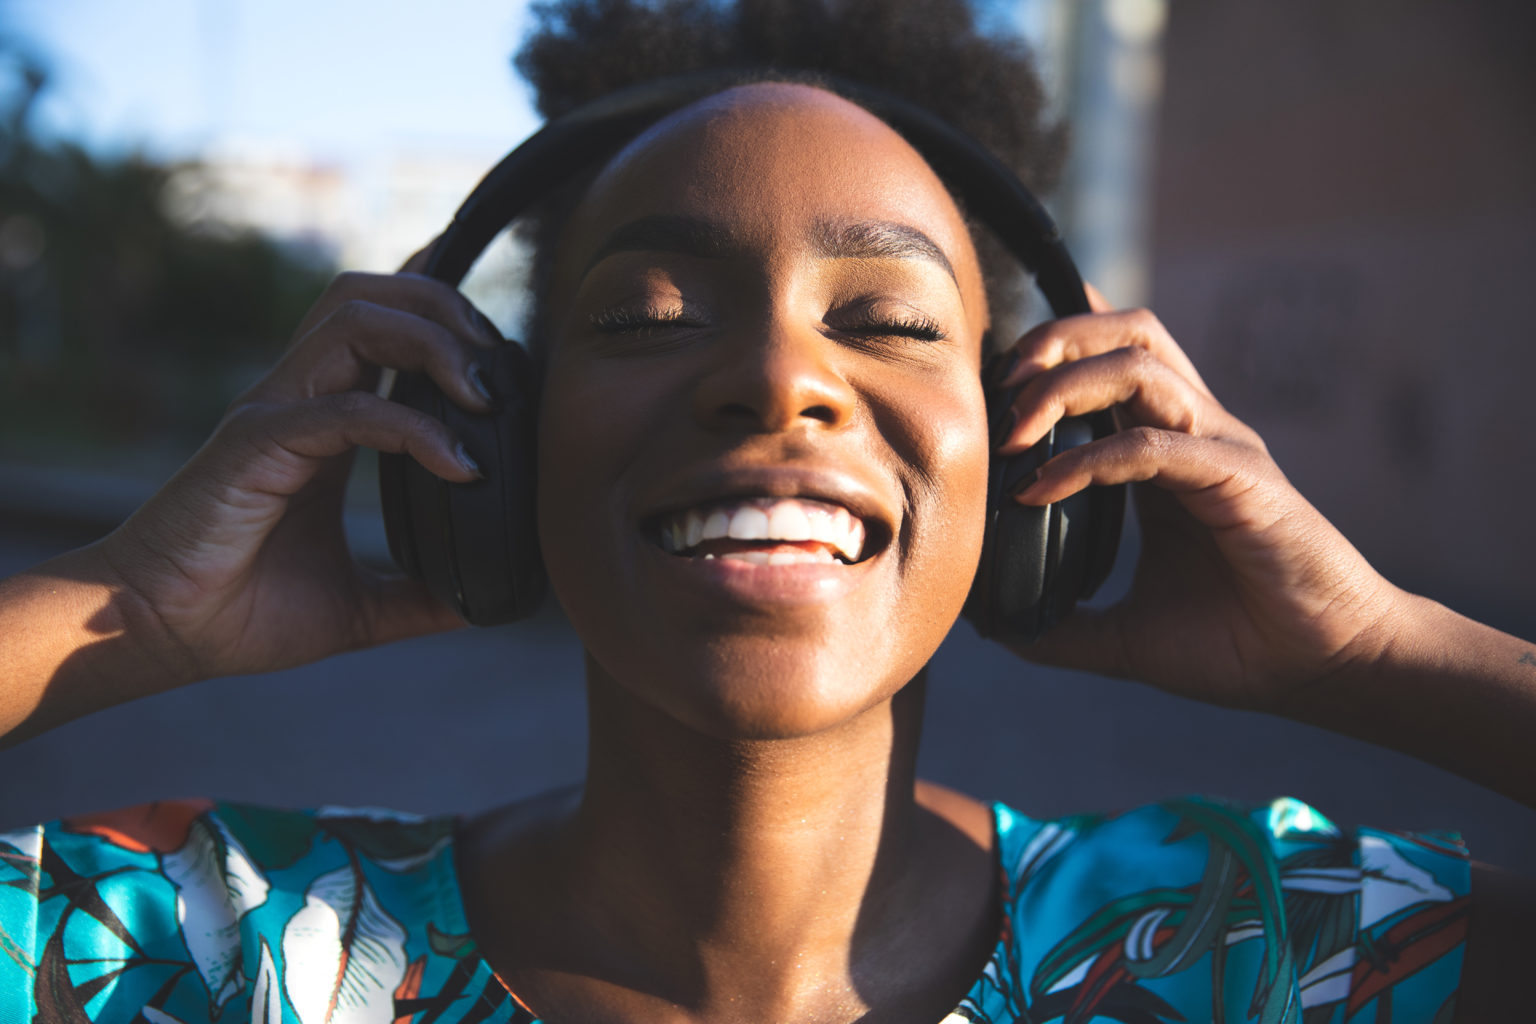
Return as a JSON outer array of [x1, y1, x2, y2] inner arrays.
[[576, 656, 925, 955], [483, 656, 995, 1023], [473, 657, 1007, 1024]]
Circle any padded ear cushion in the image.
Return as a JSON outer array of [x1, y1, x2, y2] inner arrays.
[[963, 357, 1123, 644], [379, 343, 544, 626], [963, 358, 1049, 641]]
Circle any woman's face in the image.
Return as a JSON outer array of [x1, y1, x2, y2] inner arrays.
[[537, 83, 991, 740]]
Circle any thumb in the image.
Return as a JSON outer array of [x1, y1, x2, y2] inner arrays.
[[1006, 604, 1129, 679], [1083, 280, 1116, 314], [398, 235, 443, 275], [361, 574, 466, 646]]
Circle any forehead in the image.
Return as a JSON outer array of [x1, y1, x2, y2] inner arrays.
[[559, 83, 985, 303]]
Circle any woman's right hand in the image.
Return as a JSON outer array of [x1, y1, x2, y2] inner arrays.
[[94, 253, 504, 683]]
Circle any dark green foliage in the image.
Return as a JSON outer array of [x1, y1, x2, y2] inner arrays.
[[0, 38, 333, 453]]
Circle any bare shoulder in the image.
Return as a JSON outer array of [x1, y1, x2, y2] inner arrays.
[[1455, 861, 1536, 1023], [915, 778, 994, 852]]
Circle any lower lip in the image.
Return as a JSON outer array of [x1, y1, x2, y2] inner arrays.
[[641, 542, 877, 606]]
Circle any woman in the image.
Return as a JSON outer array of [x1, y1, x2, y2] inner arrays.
[[1, 1, 1532, 1021]]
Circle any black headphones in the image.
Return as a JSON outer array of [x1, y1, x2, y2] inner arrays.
[[378, 72, 1124, 644]]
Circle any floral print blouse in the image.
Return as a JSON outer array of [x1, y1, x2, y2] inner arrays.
[[0, 795, 1469, 1023]]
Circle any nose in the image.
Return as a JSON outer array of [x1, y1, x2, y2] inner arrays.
[[692, 320, 857, 434]]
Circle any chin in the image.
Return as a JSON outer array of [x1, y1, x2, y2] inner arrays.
[[584, 624, 928, 742]]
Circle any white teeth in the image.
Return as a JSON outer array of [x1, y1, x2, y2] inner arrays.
[[660, 497, 869, 563], [727, 506, 769, 541], [766, 502, 812, 541]]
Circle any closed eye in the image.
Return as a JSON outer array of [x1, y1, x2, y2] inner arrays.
[[589, 304, 708, 335], [825, 311, 948, 343]]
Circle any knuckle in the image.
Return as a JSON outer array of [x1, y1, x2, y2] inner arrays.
[[1123, 424, 1172, 457], [326, 389, 374, 418], [325, 298, 375, 333], [1121, 344, 1158, 373], [1127, 307, 1162, 334]]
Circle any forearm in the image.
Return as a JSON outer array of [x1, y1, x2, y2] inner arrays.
[[1282, 588, 1536, 809], [0, 542, 194, 746]]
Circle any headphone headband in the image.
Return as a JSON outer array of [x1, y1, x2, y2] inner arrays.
[[426, 70, 1088, 318]]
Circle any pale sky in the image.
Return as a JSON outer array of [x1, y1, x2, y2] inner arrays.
[[7, 0, 542, 166]]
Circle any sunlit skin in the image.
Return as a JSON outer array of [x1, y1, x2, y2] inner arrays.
[[457, 84, 1003, 1024], [539, 84, 991, 740], [2, 79, 1535, 1024]]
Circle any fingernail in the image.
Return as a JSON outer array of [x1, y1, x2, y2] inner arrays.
[[468, 364, 499, 409], [1009, 469, 1042, 498], [455, 442, 483, 478]]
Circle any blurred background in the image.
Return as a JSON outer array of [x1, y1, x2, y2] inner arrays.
[[2, 0, 1533, 868]]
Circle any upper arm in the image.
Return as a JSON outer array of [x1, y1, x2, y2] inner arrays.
[[1454, 861, 1536, 1022]]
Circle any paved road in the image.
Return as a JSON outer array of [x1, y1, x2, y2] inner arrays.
[[3, 513, 1533, 869]]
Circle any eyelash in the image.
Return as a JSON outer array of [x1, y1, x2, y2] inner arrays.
[[589, 306, 702, 335], [590, 306, 948, 343], [837, 312, 947, 343]]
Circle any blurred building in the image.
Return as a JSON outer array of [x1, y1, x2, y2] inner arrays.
[[1149, 2, 1536, 632], [164, 144, 532, 332]]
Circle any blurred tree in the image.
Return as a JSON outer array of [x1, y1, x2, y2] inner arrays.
[[0, 28, 333, 454]]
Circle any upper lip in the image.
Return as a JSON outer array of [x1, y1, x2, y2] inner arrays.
[[635, 462, 897, 554]]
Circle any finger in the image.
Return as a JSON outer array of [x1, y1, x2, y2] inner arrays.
[[291, 270, 503, 351], [1083, 280, 1114, 314], [398, 235, 442, 275], [1010, 427, 1274, 526], [225, 391, 483, 491], [258, 301, 498, 413], [1001, 306, 1212, 398], [1001, 345, 1256, 454], [358, 574, 467, 643]]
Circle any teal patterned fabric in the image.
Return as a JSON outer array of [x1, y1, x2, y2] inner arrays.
[[0, 796, 1469, 1023]]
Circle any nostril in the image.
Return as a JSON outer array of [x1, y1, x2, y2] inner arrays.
[[801, 404, 839, 424]]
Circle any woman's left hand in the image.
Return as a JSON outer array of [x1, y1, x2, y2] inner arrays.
[[999, 285, 1404, 712]]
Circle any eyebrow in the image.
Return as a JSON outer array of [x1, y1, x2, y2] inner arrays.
[[583, 214, 957, 283], [810, 219, 957, 283]]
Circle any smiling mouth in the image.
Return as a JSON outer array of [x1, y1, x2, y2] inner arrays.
[[651, 497, 871, 565]]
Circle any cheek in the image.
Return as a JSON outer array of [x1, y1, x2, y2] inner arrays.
[[533, 358, 642, 612], [882, 371, 992, 623]]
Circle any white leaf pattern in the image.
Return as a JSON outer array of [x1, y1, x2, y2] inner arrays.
[[1359, 835, 1453, 929], [251, 938, 283, 1024], [1297, 947, 1357, 1008], [161, 816, 271, 1011], [281, 862, 408, 1024]]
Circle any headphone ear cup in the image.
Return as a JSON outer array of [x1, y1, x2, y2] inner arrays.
[[963, 358, 1050, 641], [963, 362, 1122, 644], [379, 343, 545, 625]]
